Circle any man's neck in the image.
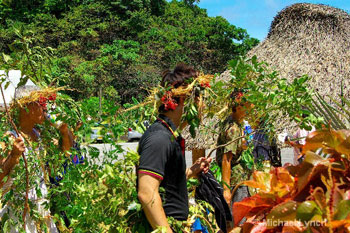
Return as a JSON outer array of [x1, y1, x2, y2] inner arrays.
[[231, 114, 243, 125], [163, 111, 181, 129]]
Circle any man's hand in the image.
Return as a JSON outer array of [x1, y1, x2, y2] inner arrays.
[[58, 123, 74, 153], [11, 138, 25, 159], [0, 137, 25, 186], [186, 157, 212, 179]]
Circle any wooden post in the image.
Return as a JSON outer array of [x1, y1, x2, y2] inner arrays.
[[192, 148, 205, 164], [222, 151, 233, 205]]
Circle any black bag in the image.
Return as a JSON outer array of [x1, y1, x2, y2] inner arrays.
[[195, 170, 232, 233], [252, 130, 281, 167]]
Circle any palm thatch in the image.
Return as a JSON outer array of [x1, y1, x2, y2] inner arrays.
[[183, 3, 350, 149], [248, 3, 350, 133], [249, 3, 350, 95]]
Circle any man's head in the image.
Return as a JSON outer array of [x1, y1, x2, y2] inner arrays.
[[161, 63, 198, 89], [14, 86, 57, 125], [230, 90, 252, 122], [159, 64, 198, 113]]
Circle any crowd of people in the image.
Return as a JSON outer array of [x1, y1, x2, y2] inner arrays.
[[137, 63, 307, 233], [0, 64, 308, 232]]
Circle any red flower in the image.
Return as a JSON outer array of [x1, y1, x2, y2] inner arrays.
[[237, 92, 244, 99], [38, 97, 47, 105], [167, 100, 178, 110], [200, 82, 211, 88], [48, 93, 57, 101], [161, 91, 178, 111], [38, 96, 47, 109]]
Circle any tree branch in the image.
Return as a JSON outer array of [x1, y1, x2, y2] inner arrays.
[[0, 85, 29, 230]]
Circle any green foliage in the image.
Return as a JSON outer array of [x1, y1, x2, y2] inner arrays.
[[211, 56, 323, 132], [182, 99, 200, 138], [79, 97, 119, 120], [101, 40, 141, 63], [240, 146, 255, 170], [48, 150, 140, 232], [0, 29, 55, 86], [0, 0, 258, 104], [121, 97, 155, 133]]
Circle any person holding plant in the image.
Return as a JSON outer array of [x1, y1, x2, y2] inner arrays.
[[285, 125, 315, 165], [0, 85, 74, 232], [216, 91, 253, 205], [137, 64, 212, 232]]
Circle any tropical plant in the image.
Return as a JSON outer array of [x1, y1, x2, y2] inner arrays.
[[209, 56, 323, 132], [232, 128, 350, 232]]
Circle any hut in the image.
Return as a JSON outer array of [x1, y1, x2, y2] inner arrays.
[[246, 3, 350, 98], [183, 3, 350, 156]]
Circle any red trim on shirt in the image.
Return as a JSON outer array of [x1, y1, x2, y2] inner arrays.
[[138, 169, 164, 180]]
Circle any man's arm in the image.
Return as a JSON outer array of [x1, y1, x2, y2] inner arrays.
[[138, 173, 173, 233], [0, 137, 25, 187]]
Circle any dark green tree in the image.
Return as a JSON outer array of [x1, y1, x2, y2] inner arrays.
[[0, 0, 259, 103]]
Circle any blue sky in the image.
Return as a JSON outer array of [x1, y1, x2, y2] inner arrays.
[[197, 0, 350, 41]]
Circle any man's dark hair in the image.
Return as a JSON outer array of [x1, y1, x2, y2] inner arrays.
[[159, 64, 198, 112], [161, 63, 198, 88]]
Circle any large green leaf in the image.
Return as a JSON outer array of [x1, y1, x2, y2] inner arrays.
[[296, 201, 320, 222], [334, 200, 350, 220], [266, 201, 298, 229]]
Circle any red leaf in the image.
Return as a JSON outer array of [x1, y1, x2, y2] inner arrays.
[[233, 195, 273, 226]]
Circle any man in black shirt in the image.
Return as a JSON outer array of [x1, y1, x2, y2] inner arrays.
[[137, 64, 212, 232]]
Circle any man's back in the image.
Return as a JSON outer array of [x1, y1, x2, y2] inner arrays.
[[138, 115, 189, 220]]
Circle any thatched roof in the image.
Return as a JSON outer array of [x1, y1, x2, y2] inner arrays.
[[183, 3, 350, 149], [248, 3, 350, 132], [249, 3, 350, 93]]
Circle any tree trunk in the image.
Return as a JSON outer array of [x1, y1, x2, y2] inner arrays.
[[99, 87, 102, 121]]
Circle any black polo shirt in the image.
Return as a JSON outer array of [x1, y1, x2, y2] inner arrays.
[[138, 115, 188, 220]]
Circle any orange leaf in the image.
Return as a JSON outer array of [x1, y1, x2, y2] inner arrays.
[[330, 219, 350, 228], [243, 180, 266, 190], [294, 152, 329, 195], [335, 133, 350, 156], [302, 130, 345, 154], [233, 195, 273, 226], [270, 167, 295, 197]]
